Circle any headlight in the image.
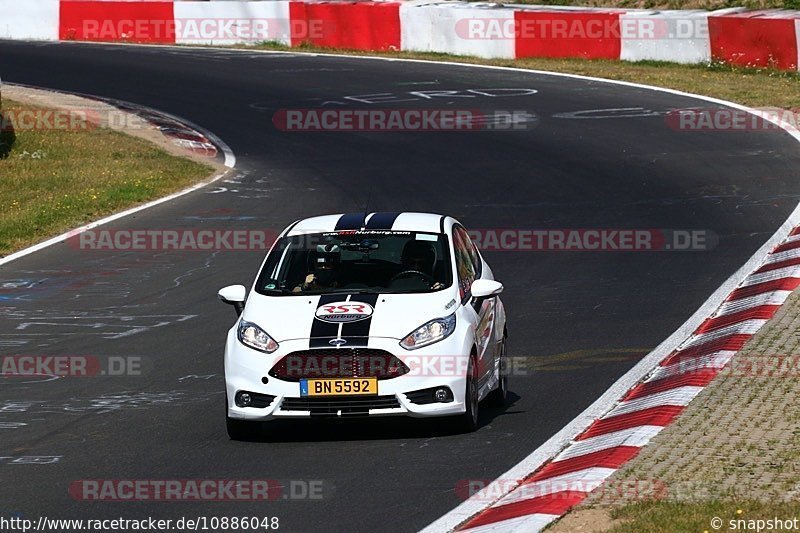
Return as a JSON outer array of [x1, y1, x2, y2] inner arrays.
[[400, 314, 456, 350], [237, 321, 279, 353]]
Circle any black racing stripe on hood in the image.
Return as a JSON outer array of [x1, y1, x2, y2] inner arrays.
[[309, 294, 340, 348], [365, 212, 401, 230], [340, 293, 380, 343], [334, 213, 366, 230]]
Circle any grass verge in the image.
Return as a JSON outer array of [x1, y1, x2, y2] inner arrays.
[[605, 500, 800, 532], [0, 98, 214, 255], [462, 0, 800, 9], [249, 42, 800, 109]]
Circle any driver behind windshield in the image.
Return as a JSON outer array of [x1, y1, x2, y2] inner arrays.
[[293, 244, 341, 293], [400, 240, 445, 290]]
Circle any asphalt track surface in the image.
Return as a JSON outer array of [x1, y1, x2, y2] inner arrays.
[[1, 41, 800, 532]]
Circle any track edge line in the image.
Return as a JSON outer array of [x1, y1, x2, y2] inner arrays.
[[0, 83, 237, 268]]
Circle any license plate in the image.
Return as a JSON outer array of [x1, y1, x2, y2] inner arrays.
[[300, 378, 378, 397]]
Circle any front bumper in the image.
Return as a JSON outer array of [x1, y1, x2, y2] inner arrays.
[[224, 332, 471, 422]]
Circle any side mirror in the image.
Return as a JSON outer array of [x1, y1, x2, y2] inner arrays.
[[471, 279, 503, 299], [218, 284, 246, 316]]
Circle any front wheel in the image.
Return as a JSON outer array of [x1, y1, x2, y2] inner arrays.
[[486, 338, 508, 408], [452, 356, 479, 433]]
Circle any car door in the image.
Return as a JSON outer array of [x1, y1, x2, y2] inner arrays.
[[453, 225, 497, 396]]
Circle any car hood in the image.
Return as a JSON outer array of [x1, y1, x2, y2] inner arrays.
[[241, 290, 459, 343]]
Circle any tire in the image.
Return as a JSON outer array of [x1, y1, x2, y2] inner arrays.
[[452, 355, 480, 433], [225, 393, 256, 441], [486, 337, 508, 408]]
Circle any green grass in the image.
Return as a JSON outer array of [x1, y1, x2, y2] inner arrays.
[[603, 500, 800, 532], [464, 0, 800, 9], [249, 42, 800, 109], [0, 99, 214, 255]]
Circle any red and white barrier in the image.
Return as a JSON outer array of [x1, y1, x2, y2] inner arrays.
[[288, 1, 401, 50], [620, 10, 713, 64], [709, 10, 800, 70], [174, 1, 291, 46], [6, 1, 800, 71], [400, 2, 515, 60], [514, 8, 622, 60], [797, 19, 800, 70], [60, 1, 175, 43]]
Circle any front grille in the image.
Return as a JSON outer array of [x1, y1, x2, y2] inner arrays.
[[269, 349, 409, 382], [280, 395, 401, 415]]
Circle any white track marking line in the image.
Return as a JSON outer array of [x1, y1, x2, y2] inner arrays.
[[494, 467, 616, 507], [648, 351, 736, 381], [682, 320, 767, 347], [0, 84, 236, 268], [554, 426, 664, 461], [763, 248, 800, 265], [458, 514, 560, 533], [602, 386, 704, 419], [740, 265, 800, 287], [715, 291, 792, 317]]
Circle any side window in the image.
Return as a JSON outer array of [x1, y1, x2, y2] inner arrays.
[[453, 225, 477, 302]]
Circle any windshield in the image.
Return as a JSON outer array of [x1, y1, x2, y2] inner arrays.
[[254, 230, 453, 295]]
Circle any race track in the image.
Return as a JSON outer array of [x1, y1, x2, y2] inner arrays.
[[1, 41, 800, 532]]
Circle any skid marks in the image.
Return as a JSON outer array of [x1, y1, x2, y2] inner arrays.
[[0, 308, 197, 347], [205, 170, 289, 199]]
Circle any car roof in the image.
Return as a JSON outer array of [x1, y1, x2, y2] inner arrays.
[[286, 212, 449, 236]]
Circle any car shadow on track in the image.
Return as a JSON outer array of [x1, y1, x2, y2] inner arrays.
[[233, 392, 522, 443]]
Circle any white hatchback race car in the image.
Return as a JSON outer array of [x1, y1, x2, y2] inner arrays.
[[218, 212, 508, 439]]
